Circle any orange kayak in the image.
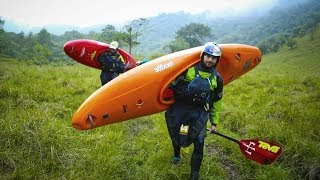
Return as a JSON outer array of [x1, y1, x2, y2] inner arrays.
[[72, 44, 262, 130]]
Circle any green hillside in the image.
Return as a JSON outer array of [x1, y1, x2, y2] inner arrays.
[[1, 0, 319, 62], [1, 29, 319, 179]]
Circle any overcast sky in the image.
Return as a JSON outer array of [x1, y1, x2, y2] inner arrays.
[[1, 0, 277, 27]]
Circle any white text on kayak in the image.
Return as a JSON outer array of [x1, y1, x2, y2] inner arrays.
[[154, 61, 174, 72]]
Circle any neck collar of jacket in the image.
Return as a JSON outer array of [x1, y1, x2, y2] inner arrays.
[[197, 61, 215, 73]]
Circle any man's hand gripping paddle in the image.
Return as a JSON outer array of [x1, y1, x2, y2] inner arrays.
[[207, 129, 283, 165]]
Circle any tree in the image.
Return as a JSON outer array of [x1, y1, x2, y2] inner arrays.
[[87, 31, 100, 40], [286, 38, 297, 49], [37, 28, 53, 47], [98, 25, 117, 43], [167, 37, 189, 53], [62, 30, 83, 40], [176, 23, 212, 48], [167, 23, 213, 53], [123, 18, 148, 54], [257, 40, 269, 54], [0, 17, 6, 55], [34, 29, 54, 62], [32, 43, 52, 64], [25, 32, 37, 59], [0, 17, 4, 32], [309, 12, 320, 40]]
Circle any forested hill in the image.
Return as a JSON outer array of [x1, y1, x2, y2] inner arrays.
[[136, 0, 319, 54], [0, 0, 319, 62], [216, 0, 320, 47]]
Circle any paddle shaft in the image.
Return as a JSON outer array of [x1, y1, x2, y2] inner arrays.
[[210, 130, 239, 143]]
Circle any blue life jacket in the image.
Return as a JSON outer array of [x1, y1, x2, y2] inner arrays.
[[174, 67, 216, 107], [98, 51, 124, 73], [186, 68, 215, 106]]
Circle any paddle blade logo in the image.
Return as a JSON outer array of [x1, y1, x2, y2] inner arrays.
[[239, 140, 282, 165], [258, 141, 281, 153]]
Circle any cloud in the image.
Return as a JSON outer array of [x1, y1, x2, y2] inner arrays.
[[1, 0, 277, 27]]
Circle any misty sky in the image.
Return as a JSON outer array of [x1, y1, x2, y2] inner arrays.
[[1, 0, 277, 27]]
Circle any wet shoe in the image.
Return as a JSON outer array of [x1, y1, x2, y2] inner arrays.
[[172, 156, 181, 165]]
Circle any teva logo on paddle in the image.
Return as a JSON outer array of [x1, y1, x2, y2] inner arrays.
[[258, 141, 281, 153], [154, 61, 174, 72]]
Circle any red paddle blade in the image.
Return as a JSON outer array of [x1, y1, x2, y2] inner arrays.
[[238, 140, 282, 165]]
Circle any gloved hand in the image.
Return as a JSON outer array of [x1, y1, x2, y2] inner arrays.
[[115, 62, 125, 73]]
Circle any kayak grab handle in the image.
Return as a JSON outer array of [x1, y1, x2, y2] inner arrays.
[[88, 113, 94, 128], [136, 99, 144, 106]]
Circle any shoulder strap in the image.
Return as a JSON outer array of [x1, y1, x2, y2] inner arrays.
[[194, 65, 200, 77], [115, 52, 120, 59], [208, 70, 217, 81]]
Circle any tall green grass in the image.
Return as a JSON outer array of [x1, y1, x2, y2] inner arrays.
[[1, 30, 319, 179]]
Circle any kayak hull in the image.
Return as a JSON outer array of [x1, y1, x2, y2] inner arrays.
[[72, 44, 262, 130], [63, 39, 137, 70]]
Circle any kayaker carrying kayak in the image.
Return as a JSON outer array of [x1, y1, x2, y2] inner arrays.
[[165, 42, 224, 180], [98, 41, 125, 86]]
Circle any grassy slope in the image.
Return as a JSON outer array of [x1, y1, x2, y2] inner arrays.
[[1, 30, 319, 179]]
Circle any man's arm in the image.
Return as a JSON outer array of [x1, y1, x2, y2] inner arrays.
[[209, 75, 223, 127], [98, 53, 108, 70], [115, 54, 125, 73]]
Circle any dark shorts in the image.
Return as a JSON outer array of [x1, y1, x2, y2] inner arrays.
[[165, 101, 209, 147]]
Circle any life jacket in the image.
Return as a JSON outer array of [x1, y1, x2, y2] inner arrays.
[[186, 68, 216, 106], [105, 52, 120, 67], [98, 51, 124, 73], [166, 67, 216, 147], [174, 66, 216, 107]]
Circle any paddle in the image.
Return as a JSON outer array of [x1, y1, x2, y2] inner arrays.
[[207, 129, 283, 165]]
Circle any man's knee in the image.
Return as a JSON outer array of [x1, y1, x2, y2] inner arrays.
[[192, 143, 204, 160], [193, 133, 205, 155]]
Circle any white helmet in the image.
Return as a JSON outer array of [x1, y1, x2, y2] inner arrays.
[[110, 41, 119, 50], [203, 42, 222, 57]]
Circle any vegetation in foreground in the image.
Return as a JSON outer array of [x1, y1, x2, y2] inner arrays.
[[1, 30, 320, 179]]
